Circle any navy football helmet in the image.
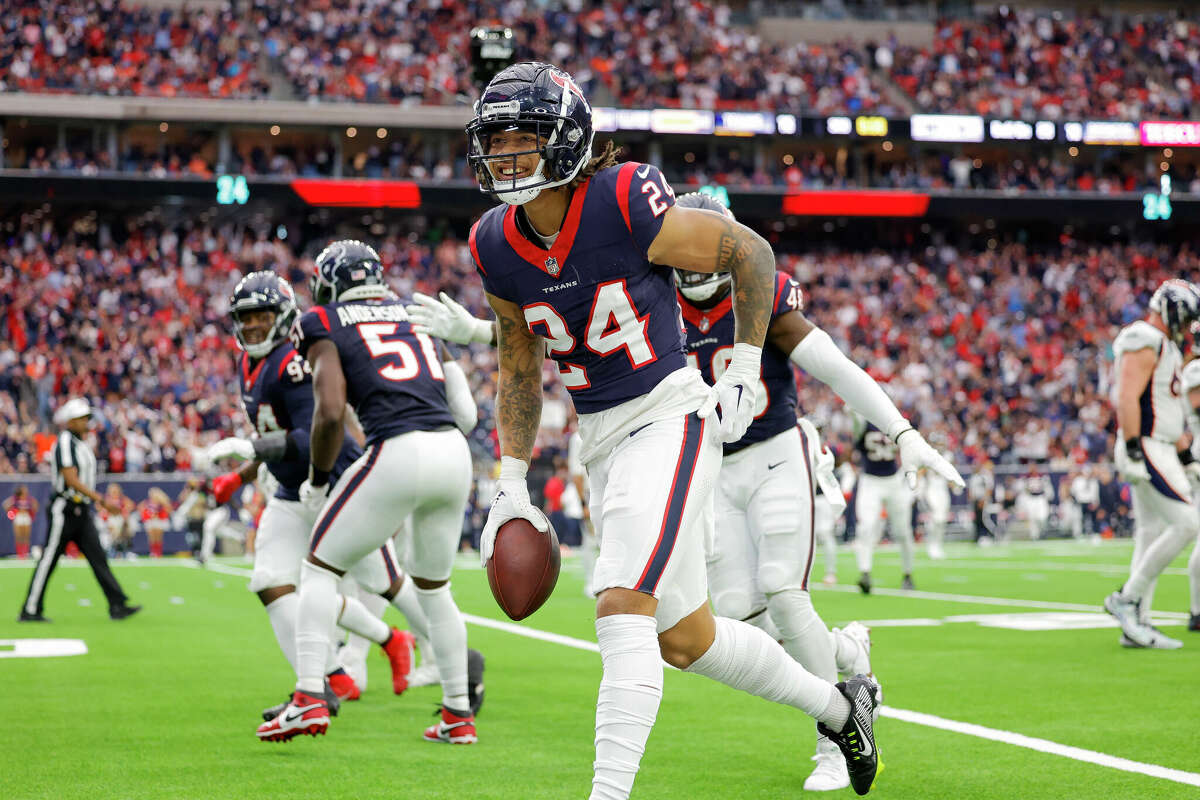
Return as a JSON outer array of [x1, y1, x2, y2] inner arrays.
[[1149, 278, 1200, 347], [311, 240, 387, 306], [229, 271, 298, 359], [466, 61, 594, 205], [672, 192, 736, 304]]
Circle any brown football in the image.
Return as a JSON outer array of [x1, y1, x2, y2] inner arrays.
[[486, 517, 561, 621]]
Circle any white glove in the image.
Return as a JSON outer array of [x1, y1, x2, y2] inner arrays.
[[697, 343, 761, 443], [1114, 437, 1150, 484], [207, 437, 255, 463], [480, 456, 550, 566], [299, 479, 331, 516], [406, 291, 494, 345], [895, 427, 966, 491]]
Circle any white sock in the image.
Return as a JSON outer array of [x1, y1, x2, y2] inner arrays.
[[296, 560, 341, 694], [415, 583, 469, 711], [391, 576, 431, 643], [265, 592, 300, 675], [1190, 545, 1200, 615], [767, 589, 837, 683], [830, 628, 859, 675], [895, 523, 915, 576], [685, 616, 848, 729], [337, 593, 391, 644], [1124, 524, 1193, 600], [590, 614, 662, 800], [342, 589, 388, 688]]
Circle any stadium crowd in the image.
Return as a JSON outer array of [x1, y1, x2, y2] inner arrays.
[[13, 139, 1193, 197], [5, 0, 1198, 120], [888, 8, 1200, 121], [2, 207, 1195, 485]]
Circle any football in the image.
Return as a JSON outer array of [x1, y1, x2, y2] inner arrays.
[[486, 517, 561, 621]]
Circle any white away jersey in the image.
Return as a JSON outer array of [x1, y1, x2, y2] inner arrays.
[[1112, 320, 1185, 443]]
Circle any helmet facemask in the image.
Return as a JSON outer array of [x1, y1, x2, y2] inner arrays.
[[674, 268, 732, 304], [469, 116, 593, 205]]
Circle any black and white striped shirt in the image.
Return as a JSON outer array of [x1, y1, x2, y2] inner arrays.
[[52, 431, 96, 505]]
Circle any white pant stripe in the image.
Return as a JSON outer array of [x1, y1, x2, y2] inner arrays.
[[25, 497, 67, 614]]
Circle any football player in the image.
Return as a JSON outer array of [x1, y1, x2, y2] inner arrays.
[[851, 414, 917, 593], [1105, 279, 1200, 649], [1172, 325, 1200, 635], [462, 62, 884, 798], [205, 272, 422, 723], [257, 243, 479, 745]]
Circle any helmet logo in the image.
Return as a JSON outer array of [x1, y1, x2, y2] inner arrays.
[[544, 256, 560, 276], [549, 70, 586, 102]]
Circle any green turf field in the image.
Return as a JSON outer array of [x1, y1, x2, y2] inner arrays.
[[3, 539, 1199, 800]]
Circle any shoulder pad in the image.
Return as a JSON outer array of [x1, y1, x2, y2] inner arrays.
[[1182, 359, 1200, 392], [1113, 321, 1163, 356]]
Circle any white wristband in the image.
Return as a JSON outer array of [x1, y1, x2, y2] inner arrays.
[[499, 455, 529, 481], [728, 342, 763, 378]]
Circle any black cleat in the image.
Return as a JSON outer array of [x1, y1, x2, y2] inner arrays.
[[858, 572, 872, 595], [262, 681, 341, 722], [817, 675, 883, 796], [901, 574, 915, 591], [467, 648, 486, 716], [109, 604, 142, 621], [1189, 614, 1200, 632], [18, 611, 50, 622]]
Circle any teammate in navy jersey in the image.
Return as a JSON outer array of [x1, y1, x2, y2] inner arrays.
[[458, 61, 887, 798], [851, 415, 918, 594], [202, 272, 425, 737], [255, 243, 479, 745]]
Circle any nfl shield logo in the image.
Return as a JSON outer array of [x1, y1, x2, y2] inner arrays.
[[545, 256, 560, 276], [699, 317, 710, 333]]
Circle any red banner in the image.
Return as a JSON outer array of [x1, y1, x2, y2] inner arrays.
[[289, 179, 421, 208], [782, 190, 930, 217]]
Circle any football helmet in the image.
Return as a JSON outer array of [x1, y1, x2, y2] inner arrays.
[[230, 271, 298, 359], [311, 240, 387, 305], [466, 61, 594, 205], [1148, 278, 1200, 347], [673, 192, 736, 303]]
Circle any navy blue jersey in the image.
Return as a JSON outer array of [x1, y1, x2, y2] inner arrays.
[[680, 272, 804, 455], [239, 343, 361, 501], [470, 162, 688, 414], [292, 298, 456, 447], [856, 420, 900, 477]]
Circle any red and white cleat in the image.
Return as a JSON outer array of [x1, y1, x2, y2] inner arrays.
[[327, 670, 360, 701], [423, 706, 477, 745], [381, 628, 416, 695], [256, 690, 331, 742]]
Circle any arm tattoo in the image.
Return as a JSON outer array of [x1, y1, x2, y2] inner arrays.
[[494, 304, 544, 461], [717, 220, 775, 346]]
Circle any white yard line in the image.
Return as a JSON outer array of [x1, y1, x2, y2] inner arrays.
[[902, 559, 1187, 577], [813, 582, 1192, 619], [465, 613, 1200, 789]]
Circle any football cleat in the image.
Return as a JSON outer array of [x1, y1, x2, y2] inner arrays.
[[1188, 614, 1200, 632], [803, 737, 850, 792], [1103, 591, 1154, 647], [1140, 625, 1183, 650], [17, 611, 50, 622], [327, 670, 361, 701], [256, 690, 331, 742], [109, 604, 142, 621], [900, 575, 915, 591], [857, 572, 872, 595], [262, 681, 341, 722], [381, 628, 416, 695], [1119, 634, 1143, 649], [423, 706, 477, 744], [468, 648, 486, 716], [817, 675, 883, 796], [406, 662, 441, 689]]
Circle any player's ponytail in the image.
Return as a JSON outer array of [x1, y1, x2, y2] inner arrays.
[[572, 139, 622, 186]]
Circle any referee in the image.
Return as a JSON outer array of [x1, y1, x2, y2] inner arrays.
[[19, 399, 141, 622]]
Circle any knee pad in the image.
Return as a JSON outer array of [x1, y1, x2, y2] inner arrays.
[[710, 585, 760, 623]]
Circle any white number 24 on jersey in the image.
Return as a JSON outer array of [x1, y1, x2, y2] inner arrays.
[[523, 280, 655, 389]]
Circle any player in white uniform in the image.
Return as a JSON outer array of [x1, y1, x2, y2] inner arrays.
[[1015, 469, 1054, 541], [1176, 352, 1200, 634], [461, 63, 886, 797], [1104, 280, 1200, 649], [918, 466, 951, 559], [852, 413, 917, 593]]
